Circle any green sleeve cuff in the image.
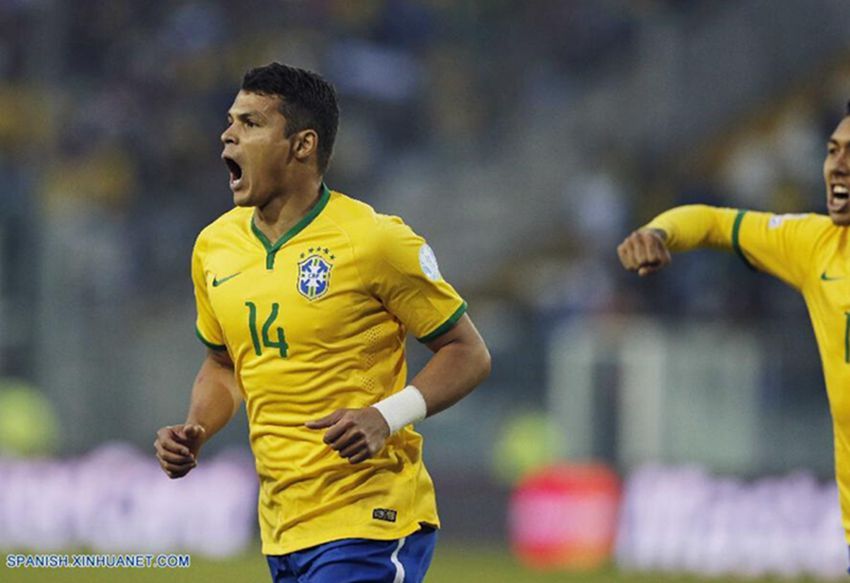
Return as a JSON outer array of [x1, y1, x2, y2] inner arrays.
[[731, 210, 756, 271], [195, 327, 227, 351], [417, 302, 468, 343]]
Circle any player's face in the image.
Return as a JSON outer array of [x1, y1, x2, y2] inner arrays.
[[824, 116, 850, 226], [220, 91, 294, 207]]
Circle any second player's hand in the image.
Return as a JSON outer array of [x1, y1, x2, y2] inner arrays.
[[306, 408, 390, 464], [617, 228, 671, 276]]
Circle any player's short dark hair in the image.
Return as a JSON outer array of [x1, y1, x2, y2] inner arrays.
[[846, 100, 850, 116], [242, 63, 339, 174]]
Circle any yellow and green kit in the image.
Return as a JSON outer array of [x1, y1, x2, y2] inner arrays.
[[192, 185, 466, 554], [647, 204, 850, 544]]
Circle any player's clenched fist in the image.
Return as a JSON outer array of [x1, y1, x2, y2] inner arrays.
[[154, 424, 206, 479], [617, 228, 671, 277], [306, 408, 391, 464]]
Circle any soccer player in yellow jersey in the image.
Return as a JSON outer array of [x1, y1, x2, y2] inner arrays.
[[153, 63, 491, 583], [617, 103, 850, 559]]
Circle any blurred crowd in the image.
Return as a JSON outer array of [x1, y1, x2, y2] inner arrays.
[[0, 0, 722, 303]]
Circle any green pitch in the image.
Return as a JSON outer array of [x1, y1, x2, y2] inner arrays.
[[0, 545, 842, 582]]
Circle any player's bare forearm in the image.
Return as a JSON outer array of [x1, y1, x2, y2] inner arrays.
[[154, 349, 240, 478], [185, 349, 241, 440], [414, 314, 491, 416]]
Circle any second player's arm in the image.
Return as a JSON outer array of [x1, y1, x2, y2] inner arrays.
[[618, 204, 739, 276]]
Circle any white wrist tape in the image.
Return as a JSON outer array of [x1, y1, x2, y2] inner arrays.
[[372, 385, 428, 434]]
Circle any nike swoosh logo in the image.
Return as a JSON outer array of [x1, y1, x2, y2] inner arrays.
[[821, 272, 844, 282], [212, 272, 241, 287]]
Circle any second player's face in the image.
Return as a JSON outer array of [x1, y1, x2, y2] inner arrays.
[[824, 116, 850, 226], [220, 91, 293, 207]]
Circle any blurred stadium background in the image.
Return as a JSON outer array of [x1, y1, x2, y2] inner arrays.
[[3, 0, 850, 581]]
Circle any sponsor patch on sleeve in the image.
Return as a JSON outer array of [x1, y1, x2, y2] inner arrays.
[[419, 244, 442, 281], [768, 213, 807, 229]]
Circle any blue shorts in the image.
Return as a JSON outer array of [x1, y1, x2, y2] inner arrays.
[[266, 527, 437, 583]]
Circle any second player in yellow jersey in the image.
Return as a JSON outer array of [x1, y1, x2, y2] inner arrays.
[[617, 103, 850, 553]]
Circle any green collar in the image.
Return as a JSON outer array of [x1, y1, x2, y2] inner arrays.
[[251, 183, 331, 269]]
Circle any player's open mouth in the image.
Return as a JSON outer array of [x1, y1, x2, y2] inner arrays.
[[224, 156, 244, 190], [829, 183, 850, 213]]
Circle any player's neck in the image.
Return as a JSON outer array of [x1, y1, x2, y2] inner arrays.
[[253, 180, 324, 242]]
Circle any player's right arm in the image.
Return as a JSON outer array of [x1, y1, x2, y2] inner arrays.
[[618, 204, 825, 290], [154, 230, 241, 479], [154, 349, 241, 479], [618, 204, 740, 276]]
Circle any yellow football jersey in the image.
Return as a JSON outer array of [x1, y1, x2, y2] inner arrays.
[[646, 204, 850, 542], [191, 184, 467, 555]]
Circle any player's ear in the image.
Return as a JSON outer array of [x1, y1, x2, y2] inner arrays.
[[291, 129, 318, 163]]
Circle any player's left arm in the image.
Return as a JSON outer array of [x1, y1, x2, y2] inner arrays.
[[410, 314, 490, 415], [307, 316, 490, 464], [307, 215, 491, 463]]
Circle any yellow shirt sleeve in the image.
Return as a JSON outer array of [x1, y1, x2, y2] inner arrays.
[[731, 211, 825, 290], [645, 205, 824, 290], [362, 215, 467, 342], [191, 233, 226, 350], [644, 204, 739, 251]]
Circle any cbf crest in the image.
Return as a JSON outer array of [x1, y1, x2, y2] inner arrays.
[[297, 247, 334, 301]]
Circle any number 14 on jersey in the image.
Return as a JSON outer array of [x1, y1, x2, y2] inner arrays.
[[245, 301, 289, 358]]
